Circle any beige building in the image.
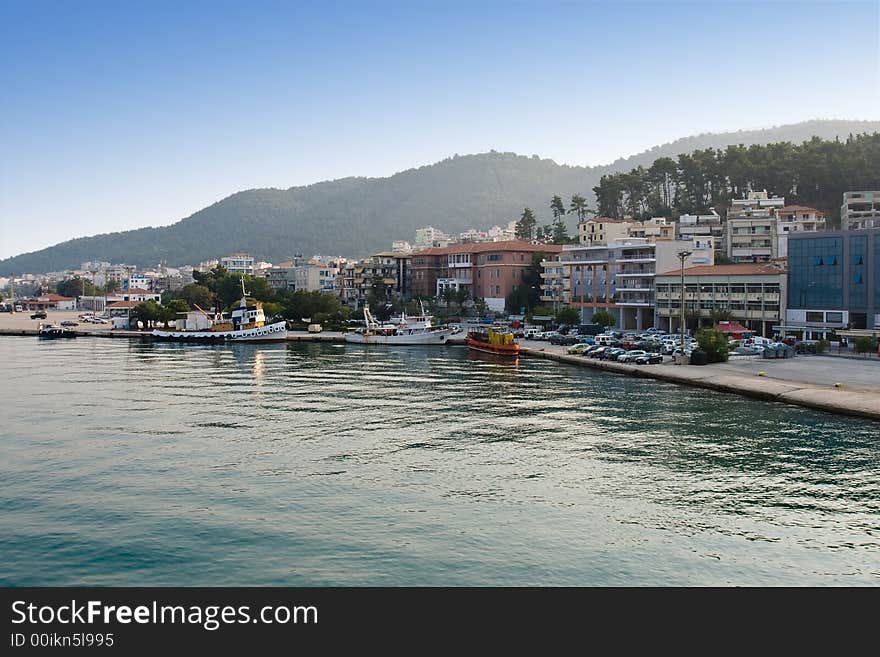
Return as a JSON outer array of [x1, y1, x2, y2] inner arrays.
[[654, 262, 787, 337], [577, 217, 632, 246], [626, 217, 676, 242], [725, 191, 785, 263]]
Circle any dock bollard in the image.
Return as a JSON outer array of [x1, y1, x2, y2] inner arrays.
[[757, 371, 766, 376], [834, 382, 843, 388]]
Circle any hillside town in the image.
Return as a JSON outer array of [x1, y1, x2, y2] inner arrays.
[[3, 191, 878, 348]]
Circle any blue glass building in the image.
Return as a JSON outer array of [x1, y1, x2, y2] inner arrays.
[[786, 228, 880, 334]]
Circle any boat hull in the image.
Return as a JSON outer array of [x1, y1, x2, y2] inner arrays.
[[344, 329, 453, 345], [151, 321, 288, 343], [465, 335, 521, 356]]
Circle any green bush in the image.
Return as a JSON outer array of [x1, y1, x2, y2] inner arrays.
[[816, 339, 830, 353], [591, 310, 616, 327], [556, 307, 580, 326], [696, 328, 729, 363], [854, 336, 874, 355]]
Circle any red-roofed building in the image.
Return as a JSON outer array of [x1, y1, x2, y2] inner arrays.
[[410, 240, 562, 311], [655, 262, 787, 337], [19, 293, 76, 311], [714, 321, 752, 340]]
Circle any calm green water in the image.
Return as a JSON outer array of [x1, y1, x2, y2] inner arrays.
[[1, 337, 878, 585]]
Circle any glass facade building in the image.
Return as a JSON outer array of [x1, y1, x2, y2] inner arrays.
[[787, 228, 880, 330]]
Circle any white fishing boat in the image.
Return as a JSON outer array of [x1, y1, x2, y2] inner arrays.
[[344, 304, 453, 345], [151, 277, 287, 343]]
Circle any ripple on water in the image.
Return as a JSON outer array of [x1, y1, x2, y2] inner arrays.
[[1, 337, 879, 585]]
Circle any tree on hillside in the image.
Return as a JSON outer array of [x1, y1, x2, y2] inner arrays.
[[550, 195, 566, 220], [551, 217, 571, 244], [515, 207, 537, 240], [569, 194, 588, 222]]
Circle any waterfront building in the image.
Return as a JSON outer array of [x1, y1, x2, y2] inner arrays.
[[392, 240, 413, 254], [841, 191, 880, 230], [655, 263, 786, 337], [677, 210, 724, 254], [106, 288, 162, 303], [782, 227, 880, 337], [18, 293, 77, 311], [412, 241, 558, 312], [340, 252, 411, 307], [124, 274, 151, 291], [577, 217, 632, 246], [540, 238, 709, 330], [220, 253, 255, 276]]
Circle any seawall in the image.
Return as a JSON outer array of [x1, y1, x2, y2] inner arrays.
[[522, 347, 880, 423]]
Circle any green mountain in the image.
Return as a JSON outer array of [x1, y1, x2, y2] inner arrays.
[[3, 119, 878, 274]]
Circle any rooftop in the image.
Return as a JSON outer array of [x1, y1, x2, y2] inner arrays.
[[657, 263, 786, 277], [412, 240, 562, 257]]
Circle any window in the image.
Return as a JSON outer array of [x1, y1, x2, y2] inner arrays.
[[826, 312, 844, 323], [806, 311, 823, 323]]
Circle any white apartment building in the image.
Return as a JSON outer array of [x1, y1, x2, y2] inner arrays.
[[725, 191, 785, 263], [220, 253, 255, 276], [841, 191, 880, 230], [626, 217, 676, 242], [677, 210, 724, 253], [540, 237, 710, 330], [414, 226, 451, 249]]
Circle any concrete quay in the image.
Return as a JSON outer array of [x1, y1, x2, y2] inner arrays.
[[521, 343, 880, 423]]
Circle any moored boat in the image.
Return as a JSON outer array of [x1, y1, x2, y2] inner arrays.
[[465, 326, 521, 356], [38, 324, 77, 339], [151, 277, 287, 343], [344, 304, 453, 345]]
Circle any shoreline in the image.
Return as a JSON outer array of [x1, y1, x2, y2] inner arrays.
[[2, 326, 877, 422], [521, 346, 880, 423]]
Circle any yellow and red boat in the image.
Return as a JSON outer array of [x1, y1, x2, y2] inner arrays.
[[465, 327, 521, 357]]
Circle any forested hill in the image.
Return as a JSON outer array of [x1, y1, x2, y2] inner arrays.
[[3, 119, 879, 273]]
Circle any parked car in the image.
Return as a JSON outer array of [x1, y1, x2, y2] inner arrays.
[[567, 343, 592, 355], [634, 352, 664, 364], [307, 323, 323, 333], [618, 349, 647, 363], [603, 348, 626, 361], [589, 347, 607, 359], [523, 328, 541, 340], [31, 311, 48, 319], [60, 320, 79, 327]]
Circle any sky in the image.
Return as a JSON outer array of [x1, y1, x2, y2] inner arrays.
[[1, 0, 878, 259]]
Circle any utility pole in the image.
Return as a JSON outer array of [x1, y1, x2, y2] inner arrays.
[[677, 250, 692, 364]]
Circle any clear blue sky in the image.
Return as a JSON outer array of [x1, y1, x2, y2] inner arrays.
[[1, 0, 878, 259]]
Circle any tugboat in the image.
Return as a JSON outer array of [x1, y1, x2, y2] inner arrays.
[[38, 324, 77, 339], [151, 277, 287, 343], [344, 304, 453, 345], [465, 325, 521, 357]]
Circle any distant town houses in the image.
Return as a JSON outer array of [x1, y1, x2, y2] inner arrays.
[[4, 190, 879, 338]]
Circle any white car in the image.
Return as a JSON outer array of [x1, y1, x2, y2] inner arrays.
[[618, 350, 647, 363]]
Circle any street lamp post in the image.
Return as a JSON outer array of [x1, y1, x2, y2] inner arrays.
[[676, 250, 692, 363]]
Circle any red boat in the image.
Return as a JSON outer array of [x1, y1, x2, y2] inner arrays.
[[465, 328, 521, 357]]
